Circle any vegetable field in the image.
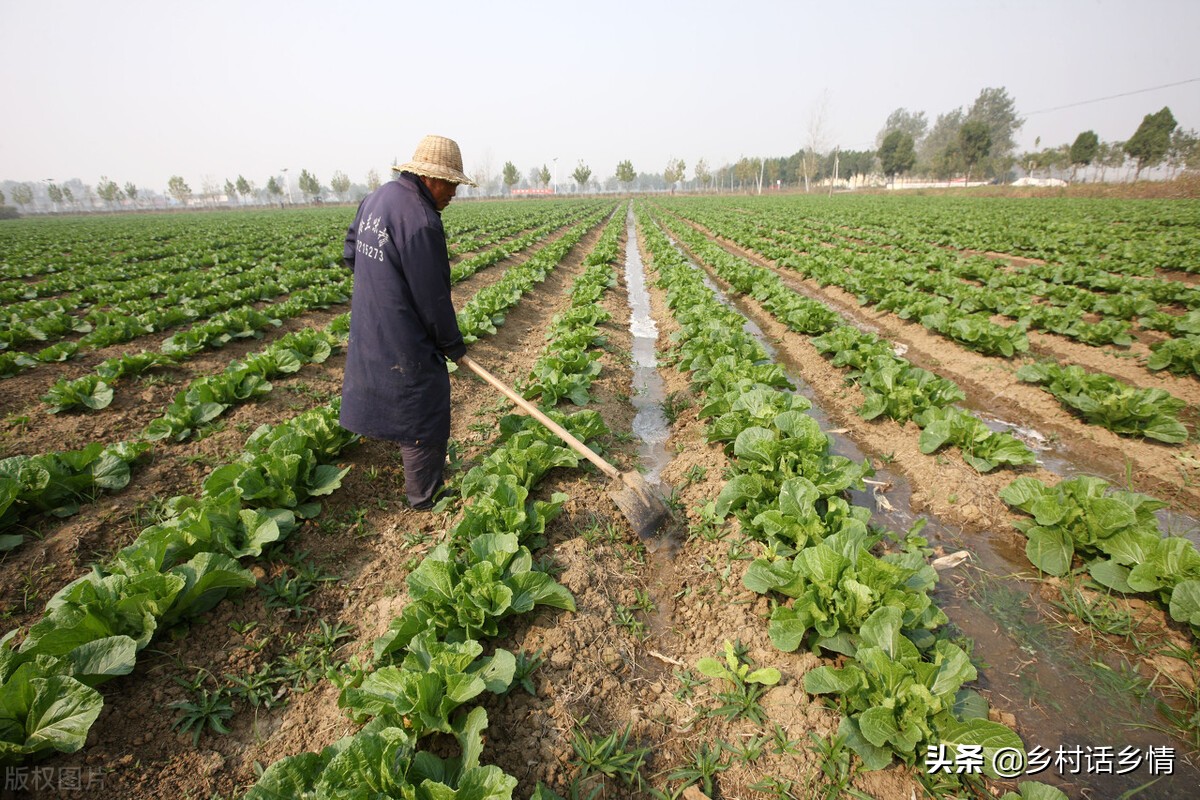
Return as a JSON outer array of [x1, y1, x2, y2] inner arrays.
[[1, 193, 1199, 800]]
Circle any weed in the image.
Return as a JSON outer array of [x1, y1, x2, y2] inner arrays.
[[698, 640, 777, 725], [748, 776, 797, 800], [1051, 584, 1142, 643], [182, 450, 224, 468], [569, 719, 650, 790], [139, 372, 181, 387], [672, 668, 707, 702], [307, 619, 355, 651], [807, 731, 872, 800], [726, 537, 753, 561], [226, 665, 286, 710], [723, 732, 770, 765], [687, 501, 726, 542], [513, 649, 546, 697], [262, 569, 324, 617], [170, 681, 235, 746], [344, 505, 374, 538], [228, 620, 259, 636], [770, 723, 803, 756], [445, 438, 464, 472], [681, 464, 707, 485], [276, 646, 324, 691], [402, 528, 430, 547], [667, 741, 729, 796], [632, 588, 656, 614], [615, 605, 647, 640], [662, 391, 692, 424]]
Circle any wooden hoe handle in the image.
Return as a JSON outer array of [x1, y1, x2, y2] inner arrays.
[[460, 355, 622, 481]]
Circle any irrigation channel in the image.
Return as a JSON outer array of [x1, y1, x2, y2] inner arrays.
[[622, 214, 1200, 799]]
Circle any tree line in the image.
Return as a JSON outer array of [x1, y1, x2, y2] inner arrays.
[[4, 86, 1197, 213]]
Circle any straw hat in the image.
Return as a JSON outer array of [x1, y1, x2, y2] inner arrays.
[[394, 135, 476, 186]]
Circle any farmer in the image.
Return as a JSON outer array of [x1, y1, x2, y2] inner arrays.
[[340, 134, 476, 510]]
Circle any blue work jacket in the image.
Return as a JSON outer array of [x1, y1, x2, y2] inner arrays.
[[339, 172, 466, 443]]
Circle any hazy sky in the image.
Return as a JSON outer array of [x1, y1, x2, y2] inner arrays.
[[2, 0, 1197, 193]]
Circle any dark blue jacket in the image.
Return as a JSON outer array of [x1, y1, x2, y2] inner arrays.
[[339, 173, 466, 443]]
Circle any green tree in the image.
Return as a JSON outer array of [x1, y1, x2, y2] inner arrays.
[[266, 176, 283, 204], [966, 87, 1022, 178], [0, 189, 6, 206], [663, 157, 686, 192], [571, 161, 592, 191], [61, 186, 74, 208], [502, 161, 520, 192], [958, 120, 992, 184], [615, 160, 636, 191], [839, 149, 875, 187], [167, 175, 191, 205], [1125, 106, 1177, 180], [330, 170, 351, 200], [876, 108, 928, 149], [123, 182, 138, 206], [236, 175, 252, 204], [366, 169, 381, 191], [298, 169, 320, 201], [47, 183, 63, 208], [224, 179, 238, 205], [878, 130, 916, 185], [1166, 127, 1198, 178], [1069, 130, 1100, 180], [920, 108, 964, 176], [11, 183, 34, 209], [538, 164, 551, 187], [97, 176, 123, 208], [733, 157, 762, 191], [932, 142, 962, 182]]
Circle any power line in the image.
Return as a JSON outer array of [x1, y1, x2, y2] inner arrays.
[[1022, 78, 1200, 116]]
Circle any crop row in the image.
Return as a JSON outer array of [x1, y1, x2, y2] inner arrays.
[[1, 264, 348, 380], [244, 204, 628, 797], [661, 198, 1200, 376], [649, 203, 1200, 638], [4, 204, 612, 550], [637, 205, 1028, 785], [3, 321, 347, 549], [0, 200, 621, 774], [656, 201, 1198, 432], [653, 210, 1037, 474], [0, 402, 359, 762]]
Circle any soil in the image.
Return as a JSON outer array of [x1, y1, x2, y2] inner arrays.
[[2, 198, 1197, 800]]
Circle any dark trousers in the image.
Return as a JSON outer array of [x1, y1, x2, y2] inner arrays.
[[399, 440, 446, 509]]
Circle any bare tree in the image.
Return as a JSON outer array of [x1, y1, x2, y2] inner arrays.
[[471, 148, 495, 196], [694, 158, 711, 191], [201, 175, 221, 207], [330, 171, 351, 201], [801, 91, 831, 192]]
